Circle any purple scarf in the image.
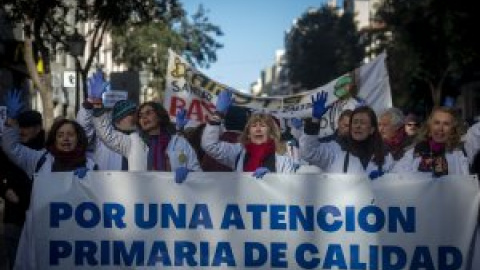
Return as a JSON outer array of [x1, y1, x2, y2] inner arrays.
[[147, 133, 171, 171]]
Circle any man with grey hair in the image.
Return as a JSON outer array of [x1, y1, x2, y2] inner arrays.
[[378, 107, 412, 160]]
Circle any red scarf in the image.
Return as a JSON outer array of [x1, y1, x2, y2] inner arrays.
[[384, 127, 406, 151], [244, 140, 275, 172], [384, 127, 407, 159]]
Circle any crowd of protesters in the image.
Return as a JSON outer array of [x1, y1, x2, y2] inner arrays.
[[0, 70, 480, 269]]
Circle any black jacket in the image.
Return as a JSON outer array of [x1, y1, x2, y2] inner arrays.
[[0, 130, 44, 226], [0, 148, 32, 226]]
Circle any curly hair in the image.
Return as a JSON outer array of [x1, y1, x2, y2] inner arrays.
[[416, 106, 464, 151], [45, 119, 88, 153], [239, 113, 286, 154], [137, 102, 175, 134]]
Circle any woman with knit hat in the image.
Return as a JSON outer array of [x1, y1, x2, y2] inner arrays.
[[77, 98, 137, 170], [201, 89, 297, 178], [84, 70, 201, 182], [111, 100, 137, 133]]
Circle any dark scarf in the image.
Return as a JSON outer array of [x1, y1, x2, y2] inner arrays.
[[147, 132, 171, 171], [319, 131, 349, 150], [48, 145, 87, 172], [244, 140, 275, 172], [336, 133, 349, 150], [384, 128, 407, 160], [349, 137, 375, 170], [414, 140, 448, 177]]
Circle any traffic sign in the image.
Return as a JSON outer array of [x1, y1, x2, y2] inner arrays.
[[63, 71, 76, 88]]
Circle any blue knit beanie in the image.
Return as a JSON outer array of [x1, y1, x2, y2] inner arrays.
[[112, 100, 136, 123]]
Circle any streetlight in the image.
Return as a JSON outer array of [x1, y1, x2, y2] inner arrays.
[[67, 29, 86, 113]]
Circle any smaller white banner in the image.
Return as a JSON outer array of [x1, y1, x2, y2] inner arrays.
[[164, 49, 392, 137], [102, 91, 128, 108]]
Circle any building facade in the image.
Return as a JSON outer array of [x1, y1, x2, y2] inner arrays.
[[250, 50, 293, 97], [251, 0, 381, 96], [0, 6, 129, 120]]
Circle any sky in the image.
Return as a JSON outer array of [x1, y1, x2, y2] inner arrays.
[[182, 0, 332, 93]]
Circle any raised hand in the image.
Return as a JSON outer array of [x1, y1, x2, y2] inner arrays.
[[175, 108, 189, 131], [311, 91, 330, 120], [216, 88, 234, 114], [73, 167, 89, 179], [252, 167, 270, 179], [290, 118, 303, 130], [5, 89, 24, 119], [87, 69, 109, 100], [175, 166, 189, 183]]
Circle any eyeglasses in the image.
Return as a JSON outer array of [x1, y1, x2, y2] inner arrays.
[[406, 123, 418, 127]]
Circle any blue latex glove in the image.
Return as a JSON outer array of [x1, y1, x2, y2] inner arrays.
[[5, 89, 24, 119], [290, 118, 303, 130], [175, 167, 189, 183], [216, 88, 233, 114], [252, 167, 270, 179], [311, 91, 330, 119], [368, 170, 384, 180], [175, 108, 189, 131], [87, 69, 109, 99], [73, 167, 89, 179]]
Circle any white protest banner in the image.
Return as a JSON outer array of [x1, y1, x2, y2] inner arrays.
[[0, 106, 6, 134], [16, 172, 480, 269], [164, 49, 392, 136]]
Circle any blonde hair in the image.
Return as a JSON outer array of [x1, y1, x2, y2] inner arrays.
[[417, 106, 464, 151], [239, 113, 286, 154]]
